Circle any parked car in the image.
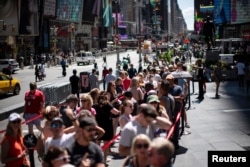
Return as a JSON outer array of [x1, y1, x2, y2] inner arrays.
[[76, 51, 95, 65], [0, 59, 20, 74], [0, 72, 21, 95]]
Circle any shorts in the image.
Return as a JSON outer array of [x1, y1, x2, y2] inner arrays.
[[24, 113, 41, 126]]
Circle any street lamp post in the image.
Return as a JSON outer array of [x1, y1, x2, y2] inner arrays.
[[114, 0, 120, 66], [135, 0, 144, 68]]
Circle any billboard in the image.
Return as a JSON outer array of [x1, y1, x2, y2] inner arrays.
[[56, 0, 83, 22], [44, 0, 56, 17], [231, 0, 250, 24], [214, 0, 231, 24], [194, 0, 214, 34], [19, 0, 39, 35]]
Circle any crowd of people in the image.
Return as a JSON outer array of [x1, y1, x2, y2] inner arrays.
[[0, 57, 193, 167]]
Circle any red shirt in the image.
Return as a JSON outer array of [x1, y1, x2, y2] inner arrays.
[[24, 89, 45, 114], [123, 78, 131, 90], [1, 135, 26, 167], [102, 69, 109, 79]]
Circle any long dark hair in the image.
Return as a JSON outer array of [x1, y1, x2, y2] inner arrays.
[[97, 91, 109, 107]]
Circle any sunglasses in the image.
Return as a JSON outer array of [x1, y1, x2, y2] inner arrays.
[[51, 123, 63, 128], [54, 155, 70, 162], [11, 120, 21, 124], [84, 127, 96, 132], [81, 99, 88, 102], [136, 143, 149, 149]]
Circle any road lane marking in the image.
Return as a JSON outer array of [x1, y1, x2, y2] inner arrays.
[[223, 108, 250, 112]]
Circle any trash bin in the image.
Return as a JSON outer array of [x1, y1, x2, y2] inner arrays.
[[80, 72, 90, 93]]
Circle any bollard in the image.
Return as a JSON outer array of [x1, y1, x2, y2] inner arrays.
[[23, 134, 37, 167]]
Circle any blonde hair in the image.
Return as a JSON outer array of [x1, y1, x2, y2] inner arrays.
[[80, 94, 94, 109], [150, 137, 174, 162], [130, 77, 140, 88], [131, 134, 151, 155]]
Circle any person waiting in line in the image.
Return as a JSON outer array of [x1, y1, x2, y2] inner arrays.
[[119, 99, 134, 131], [123, 71, 131, 91], [76, 94, 97, 117], [59, 94, 78, 129], [89, 88, 101, 105], [147, 95, 170, 137], [1, 113, 30, 167], [104, 68, 116, 90], [67, 117, 105, 167], [119, 104, 172, 157], [115, 77, 124, 95], [102, 66, 109, 90], [127, 77, 144, 104], [148, 137, 175, 167], [44, 117, 75, 154], [213, 61, 223, 98], [69, 69, 80, 106], [122, 134, 151, 167], [92, 92, 120, 163], [43, 146, 73, 167], [128, 64, 137, 79]]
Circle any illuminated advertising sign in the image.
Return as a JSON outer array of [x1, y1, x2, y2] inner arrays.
[[231, 0, 250, 24], [194, 0, 214, 34], [56, 0, 83, 22], [214, 0, 231, 24]]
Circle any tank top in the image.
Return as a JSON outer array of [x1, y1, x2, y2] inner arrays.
[[1, 135, 26, 167]]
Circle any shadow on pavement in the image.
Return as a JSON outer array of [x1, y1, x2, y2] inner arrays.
[[111, 153, 126, 160]]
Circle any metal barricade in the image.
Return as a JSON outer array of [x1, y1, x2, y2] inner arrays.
[[38, 82, 71, 106]]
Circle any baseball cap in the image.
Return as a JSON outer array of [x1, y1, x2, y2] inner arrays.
[[147, 95, 160, 103], [79, 117, 97, 128], [9, 113, 21, 122], [51, 117, 64, 124]]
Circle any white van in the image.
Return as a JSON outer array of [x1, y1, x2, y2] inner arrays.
[[76, 51, 95, 65], [0, 59, 20, 74]]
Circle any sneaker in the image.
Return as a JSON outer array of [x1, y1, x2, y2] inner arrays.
[[185, 123, 190, 128]]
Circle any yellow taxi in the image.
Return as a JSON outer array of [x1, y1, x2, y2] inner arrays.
[[0, 72, 21, 95]]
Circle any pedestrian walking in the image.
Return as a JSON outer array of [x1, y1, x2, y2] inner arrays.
[[104, 68, 116, 90], [89, 69, 99, 90], [24, 82, 45, 134], [61, 57, 67, 77], [102, 66, 109, 90], [214, 61, 223, 98], [235, 60, 245, 88], [69, 69, 80, 105]]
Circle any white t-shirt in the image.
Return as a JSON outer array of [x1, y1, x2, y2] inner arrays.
[[44, 133, 75, 153], [236, 62, 245, 75], [119, 120, 157, 147]]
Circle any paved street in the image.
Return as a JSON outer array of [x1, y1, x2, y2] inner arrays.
[[0, 52, 250, 167]]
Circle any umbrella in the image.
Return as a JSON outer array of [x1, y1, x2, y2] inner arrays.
[[171, 71, 193, 79]]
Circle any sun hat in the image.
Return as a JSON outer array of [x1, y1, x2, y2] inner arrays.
[[147, 95, 160, 103]]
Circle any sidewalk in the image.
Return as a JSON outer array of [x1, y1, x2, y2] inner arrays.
[[174, 80, 250, 167]]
